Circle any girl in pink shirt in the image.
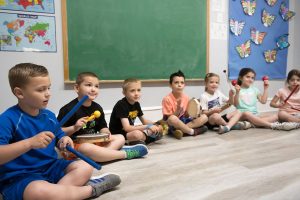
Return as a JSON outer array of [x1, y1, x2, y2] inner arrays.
[[270, 69, 300, 123]]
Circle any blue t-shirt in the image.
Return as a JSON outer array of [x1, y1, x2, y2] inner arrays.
[[236, 86, 260, 114], [0, 105, 65, 183]]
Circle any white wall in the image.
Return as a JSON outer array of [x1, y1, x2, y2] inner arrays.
[[0, 0, 299, 120]]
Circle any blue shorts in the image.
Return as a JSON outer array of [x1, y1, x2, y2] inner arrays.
[[179, 116, 193, 124], [0, 159, 73, 200]]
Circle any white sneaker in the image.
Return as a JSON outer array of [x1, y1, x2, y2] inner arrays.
[[243, 121, 252, 129], [271, 122, 300, 131]]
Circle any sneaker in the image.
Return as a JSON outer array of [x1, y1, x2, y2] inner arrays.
[[243, 121, 252, 129], [193, 125, 208, 136], [144, 129, 163, 141], [271, 122, 300, 131], [231, 121, 252, 130], [231, 121, 244, 130], [121, 144, 148, 159], [218, 125, 230, 134], [172, 129, 183, 140], [88, 173, 121, 198]]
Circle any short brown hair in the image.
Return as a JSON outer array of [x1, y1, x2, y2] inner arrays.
[[122, 78, 141, 92], [8, 63, 48, 92], [76, 72, 99, 85]]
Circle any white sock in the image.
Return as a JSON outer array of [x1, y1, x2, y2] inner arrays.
[[189, 129, 194, 135]]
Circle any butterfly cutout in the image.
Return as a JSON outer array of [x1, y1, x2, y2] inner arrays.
[[250, 27, 266, 45], [264, 49, 277, 63], [236, 40, 251, 58], [241, 0, 256, 16], [265, 0, 277, 7], [229, 19, 245, 36], [276, 34, 290, 50], [280, 2, 295, 21], [262, 9, 276, 27]]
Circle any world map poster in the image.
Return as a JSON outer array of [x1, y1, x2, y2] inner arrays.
[[0, 13, 56, 52], [0, 0, 54, 14]]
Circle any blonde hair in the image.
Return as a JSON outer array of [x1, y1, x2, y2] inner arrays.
[[122, 78, 141, 92], [8, 63, 48, 92], [204, 73, 219, 91]]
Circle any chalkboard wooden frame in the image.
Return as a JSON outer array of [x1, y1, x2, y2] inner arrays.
[[62, 0, 209, 83]]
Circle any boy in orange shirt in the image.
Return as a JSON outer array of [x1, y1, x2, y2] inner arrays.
[[162, 70, 208, 139]]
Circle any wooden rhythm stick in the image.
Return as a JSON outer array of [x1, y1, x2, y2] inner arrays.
[[284, 85, 299, 103], [55, 95, 101, 170]]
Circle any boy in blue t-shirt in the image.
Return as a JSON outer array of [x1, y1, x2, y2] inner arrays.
[[0, 63, 120, 200]]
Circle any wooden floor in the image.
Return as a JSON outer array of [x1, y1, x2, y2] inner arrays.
[[95, 128, 300, 200]]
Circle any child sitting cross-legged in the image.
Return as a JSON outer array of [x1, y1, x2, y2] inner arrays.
[[57, 72, 148, 162]]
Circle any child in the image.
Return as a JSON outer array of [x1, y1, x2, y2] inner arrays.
[[162, 70, 208, 139], [57, 72, 148, 162], [233, 67, 299, 130], [109, 78, 164, 145], [270, 69, 300, 124], [0, 63, 120, 200], [200, 73, 251, 134]]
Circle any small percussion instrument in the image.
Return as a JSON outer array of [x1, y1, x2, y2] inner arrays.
[[187, 98, 202, 118], [87, 110, 101, 122], [75, 132, 110, 143], [284, 84, 299, 103]]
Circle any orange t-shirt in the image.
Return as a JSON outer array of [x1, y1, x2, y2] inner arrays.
[[162, 92, 189, 118]]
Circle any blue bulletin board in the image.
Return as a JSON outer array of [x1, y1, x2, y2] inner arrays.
[[228, 0, 295, 80]]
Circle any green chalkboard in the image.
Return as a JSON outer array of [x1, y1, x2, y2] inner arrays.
[[62, 0, 208, 82]]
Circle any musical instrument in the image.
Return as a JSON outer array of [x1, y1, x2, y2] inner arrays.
[[87, 110, 101, 122], [56, 95, 101, 170], [284, 85, 299, 103], [231, 80, 237, 86], [262, 75, 269, 86], [187, 98, 202, 118], [75, 132, 110, 144]]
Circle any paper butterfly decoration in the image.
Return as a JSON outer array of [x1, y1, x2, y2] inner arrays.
[[241, 0, 256, 16], [280, 2, 295, 21], [264, 49, 277, 63], [250, 27, 266, 45], [236, 40, 251, 58], [265, 0, 277, 7], [229, 19, 245, 36], [276, 34, 290, 50], [262, 9, 276, 27]]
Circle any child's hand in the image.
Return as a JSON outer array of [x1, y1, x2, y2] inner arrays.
[[263, 80, 269, 89], [210, 107, 222, 114], [234, 85, 241, 93], [30, 131, 55, 149], [148, 125, 160, 134], [57, 136, 74, 150], [277, 101, 286, 108], [229, 89, 235, 97], [74, 117, 88, 131]]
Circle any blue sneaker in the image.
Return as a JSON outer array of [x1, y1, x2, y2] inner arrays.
[[88, 173, 121, 198], [121, 144, 148, 159]]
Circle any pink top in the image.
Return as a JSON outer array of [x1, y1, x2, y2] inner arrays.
[[276, 87, 300, 114], [162, 92, 189, 118]]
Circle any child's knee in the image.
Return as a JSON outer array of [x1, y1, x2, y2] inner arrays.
[[24, 181, 52, 200], [167, 115, 180, 125], [127, 130, 145, 141], [111, 134, 125, 144]]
